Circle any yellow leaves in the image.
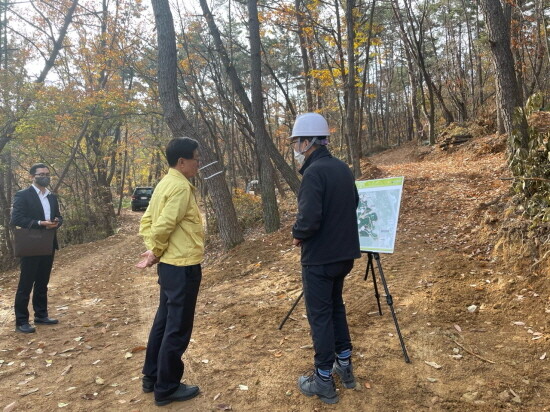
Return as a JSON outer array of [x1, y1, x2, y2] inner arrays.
[[310, 69, 342, 87], [307, 0, 322, 12]]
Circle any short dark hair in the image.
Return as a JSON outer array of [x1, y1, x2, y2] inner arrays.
[[166, 137, 199, 167], [29, 163, 49, 175]]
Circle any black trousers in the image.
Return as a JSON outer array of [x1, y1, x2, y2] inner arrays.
[[142, 263, 202, 399], [14, 254, 55, 326], [302, 260, 354, 371]]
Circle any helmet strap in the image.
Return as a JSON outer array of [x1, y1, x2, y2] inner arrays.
[[298, 137, 318, 154]]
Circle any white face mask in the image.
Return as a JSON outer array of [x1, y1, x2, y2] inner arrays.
[[293, 150, 305, 165], [293, 137, 317, 165]]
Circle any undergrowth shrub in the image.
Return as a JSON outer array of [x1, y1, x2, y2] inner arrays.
[[232, 188, 263, 229]]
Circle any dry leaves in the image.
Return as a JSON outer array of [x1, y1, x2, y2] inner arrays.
[[425, 361, 442, 369]]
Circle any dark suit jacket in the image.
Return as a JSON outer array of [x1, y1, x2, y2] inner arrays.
[[10, 186, 63, 250]]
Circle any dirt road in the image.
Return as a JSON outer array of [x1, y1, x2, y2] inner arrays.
[[1, 140, 548, 411]]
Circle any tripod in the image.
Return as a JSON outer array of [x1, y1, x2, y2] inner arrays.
[[364, 252, 410, 363], [278, 252, 410, 363]]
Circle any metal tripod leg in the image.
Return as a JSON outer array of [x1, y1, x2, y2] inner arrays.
[[365, 253, 382, 315], [278, 291, 303, 330], [371, 252, 411, 363]]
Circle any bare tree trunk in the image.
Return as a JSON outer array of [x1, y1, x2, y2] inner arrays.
[[0, 149, 14, 267], [151, 0, 243, 249], [117, 125, 129, 216], [480, 0, 529, 149], [345, 0, 361, 177], [403, 43, 423, 141], [295, 0, 313, 111], [357, 0, 377, 152], [248, 0, 280, 233]]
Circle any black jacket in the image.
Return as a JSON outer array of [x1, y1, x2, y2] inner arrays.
[[292, 146, 361, 265], [10, 186, 63, 250]]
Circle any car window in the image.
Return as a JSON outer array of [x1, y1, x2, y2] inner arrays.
[[135, 188, 153, 196]]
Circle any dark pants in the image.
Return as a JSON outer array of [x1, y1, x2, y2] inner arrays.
[[302, 260, 354, 371], [15, 254, 55, 326], [142, 263, 202, 399]]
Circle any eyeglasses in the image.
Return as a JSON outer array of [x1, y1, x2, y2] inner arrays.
[[34, 173, 51, 177]]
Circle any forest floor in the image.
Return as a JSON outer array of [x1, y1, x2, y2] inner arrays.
[[0, 136, 548, 412]]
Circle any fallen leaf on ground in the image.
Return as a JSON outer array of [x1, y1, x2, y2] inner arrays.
[[540, 353, 547, 360], [58, 402, 69, 408], [61, 365, 72, 376], [131, 346, 146, 353], [20, 388, 39, 396], [125, 352, 132, 359], [3, 401, 17, 412], [213, 393, 221, 401], [364, 382, 371, 389], [216, 405, 232, 411], [454, 324, 462, 332], [238, 385, 248, 390], [425, 361, 442, 369], [95, 377, 105, 385]]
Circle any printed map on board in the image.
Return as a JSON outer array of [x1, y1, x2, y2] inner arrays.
[[356, 177, 404, 253]]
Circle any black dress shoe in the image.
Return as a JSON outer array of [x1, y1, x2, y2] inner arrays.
[[34, 317, 59, 325], [15, 324, 36, 333], [142, 375, 155, 393], [155, 384, 200, 406]]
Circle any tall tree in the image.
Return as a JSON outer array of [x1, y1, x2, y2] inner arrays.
[[0, 0, 79, 155], [248, 0, 281, 232], [150, 0, 243, 249], [345, 0, 361, 177], [479, 0, 529, 149]]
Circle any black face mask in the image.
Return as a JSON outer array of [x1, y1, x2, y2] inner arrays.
[[35, 176, 51, 187]]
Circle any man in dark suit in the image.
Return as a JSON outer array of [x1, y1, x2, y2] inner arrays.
[[10, 163, 62, 333]]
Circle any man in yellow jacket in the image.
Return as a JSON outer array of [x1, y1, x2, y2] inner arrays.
[[136, 137, 204, 407]]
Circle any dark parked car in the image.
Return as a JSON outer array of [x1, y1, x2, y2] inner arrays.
[[131, 187, 154, 211]]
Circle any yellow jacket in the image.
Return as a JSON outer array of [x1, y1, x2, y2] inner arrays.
[[139, 168, 204, 266]]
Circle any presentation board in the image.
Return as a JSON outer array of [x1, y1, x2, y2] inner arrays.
[[356, 177, 404, 253]]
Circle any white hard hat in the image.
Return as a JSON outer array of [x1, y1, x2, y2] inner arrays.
[[290, 113, 330, 138]]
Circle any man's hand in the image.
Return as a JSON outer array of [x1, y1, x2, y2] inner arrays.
[[136, 250, 159, 268], [41, 219, 59, 229], [293, 238, 302, 247]]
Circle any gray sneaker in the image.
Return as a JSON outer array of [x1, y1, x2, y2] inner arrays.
[[333, 360, 356, 389], [298, 371, 339, 404]]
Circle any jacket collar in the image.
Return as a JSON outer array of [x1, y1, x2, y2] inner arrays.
[[168, 167, 196, 190], [298, 145, 331, 175], [32, 183, 50, 197]]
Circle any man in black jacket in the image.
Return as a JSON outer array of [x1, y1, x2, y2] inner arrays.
[[291, 113, 361, 404], [10, 163, 62, 333]]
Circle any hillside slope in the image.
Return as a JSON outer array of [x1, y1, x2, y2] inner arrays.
[[0, 138, 548, 412]]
